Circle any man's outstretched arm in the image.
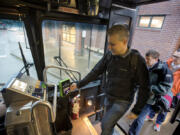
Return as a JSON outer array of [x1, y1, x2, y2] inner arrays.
[[70, 52, 111, 90]]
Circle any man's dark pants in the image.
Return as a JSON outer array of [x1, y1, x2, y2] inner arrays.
[[101, 97, 130, 135]]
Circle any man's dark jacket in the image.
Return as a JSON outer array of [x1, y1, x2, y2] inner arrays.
[[77, 49, 150, 114], [147, 60, 173, 106]]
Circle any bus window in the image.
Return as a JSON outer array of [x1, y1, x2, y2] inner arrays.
[[42, 20, 107, 83], [0, 19, 37, 86]]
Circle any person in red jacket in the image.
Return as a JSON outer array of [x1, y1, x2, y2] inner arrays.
[[167, 48, 180, 107]]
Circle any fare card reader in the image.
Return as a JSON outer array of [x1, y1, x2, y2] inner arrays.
[[59, 79, 71, 97]]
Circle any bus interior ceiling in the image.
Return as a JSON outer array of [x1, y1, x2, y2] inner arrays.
[[0, 0, 178, 135]]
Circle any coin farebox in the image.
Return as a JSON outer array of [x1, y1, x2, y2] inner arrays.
[[1, 65, 81, 135]]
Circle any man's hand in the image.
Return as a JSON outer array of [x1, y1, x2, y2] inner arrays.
[[70, 83, 77, 91], [126, 112, 138, 120]]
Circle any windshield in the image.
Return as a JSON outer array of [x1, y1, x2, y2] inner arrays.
[[0, 19, 37, 87], [42, 20, 107, 83]]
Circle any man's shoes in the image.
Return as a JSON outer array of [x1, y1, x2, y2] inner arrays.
[[154, 123, 161, 132], [144, 115, 154, 121]]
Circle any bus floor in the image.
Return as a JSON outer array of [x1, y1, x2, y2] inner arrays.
[[67, 110, 178, 135]]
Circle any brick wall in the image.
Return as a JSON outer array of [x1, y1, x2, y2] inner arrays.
[[131, 0, 180, 61]]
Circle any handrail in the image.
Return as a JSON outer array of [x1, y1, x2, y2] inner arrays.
[[31, 84, 57, 123], [54, 56, 78, 81], [32, 101, 54, 122], [54, 56, 75, 81], [37, 65, 81, 124], [43, 65, 81, 83]]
